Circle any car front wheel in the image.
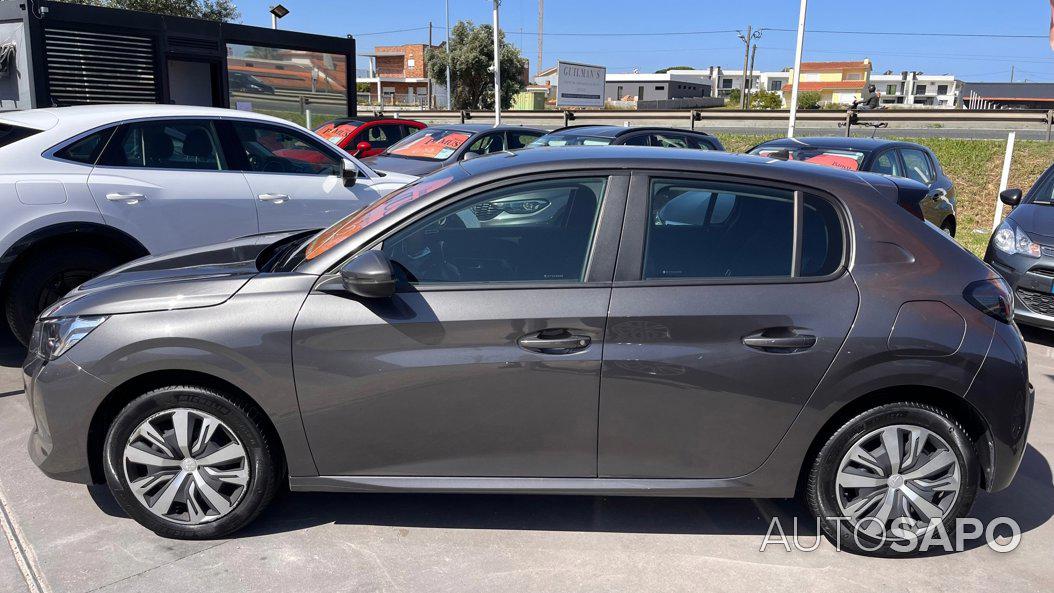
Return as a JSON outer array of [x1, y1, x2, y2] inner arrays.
[[103, 385, 281, 539], [805, 402, 979, 556]]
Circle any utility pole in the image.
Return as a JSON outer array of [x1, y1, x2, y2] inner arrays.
[[428, 21, 433, 108], [537, 0, 544, 79], [446, 0, 453, 110], [493, 0, 502, 125], [737, 26, 762, 109], [1010, 65, 1015, 83], [787, 0, 808, 137], [745, 44, 757, 109]]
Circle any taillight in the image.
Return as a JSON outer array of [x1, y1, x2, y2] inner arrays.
[[963, 278, 1014, 324]]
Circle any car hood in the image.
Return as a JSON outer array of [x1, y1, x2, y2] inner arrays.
[[1010, 203, 1054, 243], [41, 230, 308, 318], [361, 154, 447, 177]]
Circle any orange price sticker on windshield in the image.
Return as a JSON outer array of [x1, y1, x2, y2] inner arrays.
[[803, 154, 860, 171], [390, 133, 470, 158]]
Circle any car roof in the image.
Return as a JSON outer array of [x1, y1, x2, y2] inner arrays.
[[324, 116, 423, 127], [753, 136, 912, 152], [458, 145, 887, 189], [0, 104, 303, 134], [544, 125, 713, 138], [429, 123, 545, 134]]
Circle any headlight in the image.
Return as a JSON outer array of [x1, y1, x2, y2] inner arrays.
[[992, 219, 1040, 258], [498, 198, 550, 214], [30, 316, 107, 361]]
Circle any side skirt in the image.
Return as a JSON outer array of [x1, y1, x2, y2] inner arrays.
[[288, 475, 785, 498]]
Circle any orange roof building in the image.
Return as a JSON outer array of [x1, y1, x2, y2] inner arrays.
[[782, 59, 872, 106]]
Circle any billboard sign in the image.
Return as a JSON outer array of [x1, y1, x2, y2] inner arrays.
[[556, 60, 606, 107]]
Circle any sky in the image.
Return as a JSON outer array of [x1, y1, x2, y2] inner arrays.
[[234, 0, 1054, 81]]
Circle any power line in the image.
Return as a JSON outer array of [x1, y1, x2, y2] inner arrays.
[[353, 26, 431, 37], [761, 27, 1047, 40]]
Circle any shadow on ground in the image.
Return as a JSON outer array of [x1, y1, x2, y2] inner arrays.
[[84, 444, 1053, 555]]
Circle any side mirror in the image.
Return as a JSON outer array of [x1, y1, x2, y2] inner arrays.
[[461, 151, 479, 161], [339, 250, 395, 298], [341, 158, 358, 187], [926, 188, 947, 201], [1000, 188, 1022, 207], [355, 141, 372, 155]]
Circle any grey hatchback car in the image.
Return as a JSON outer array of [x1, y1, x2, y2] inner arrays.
[[25, 147, 1031, 555]]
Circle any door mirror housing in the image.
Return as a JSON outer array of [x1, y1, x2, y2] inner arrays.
[[926, 188, 947, 201], [1000, 188, 1023, 207], [339, 250, 395, 298], [355, 141, 372, 155], [341, 158, 359, 187]]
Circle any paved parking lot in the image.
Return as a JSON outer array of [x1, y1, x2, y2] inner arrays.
[[1, 327, 1053, 593]]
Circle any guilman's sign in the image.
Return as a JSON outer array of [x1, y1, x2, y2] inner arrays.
[[556, 60, 607, 108]]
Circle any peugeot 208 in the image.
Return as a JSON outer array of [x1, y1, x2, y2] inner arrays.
[[25, 147, 1032, 555]]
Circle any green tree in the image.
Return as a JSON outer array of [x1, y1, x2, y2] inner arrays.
[[56, 0, 239, 21], [426, 21, 528, 111], [796, 91, 821, 110], [654, 66, 694, 74], [749, 90, 783, 110], [725, 88, 741, 107]]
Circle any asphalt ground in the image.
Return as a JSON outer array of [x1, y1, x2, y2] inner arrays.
[[1, 325, 1052, 593]]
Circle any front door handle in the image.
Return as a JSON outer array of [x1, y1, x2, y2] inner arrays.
[[742, 330, 816, 352], [105, 192, 145, 204], [258, 193, 290, 204], [518, 330, 591, 353]]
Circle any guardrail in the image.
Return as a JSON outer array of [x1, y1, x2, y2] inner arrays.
[[360, 108, 1054, 140]]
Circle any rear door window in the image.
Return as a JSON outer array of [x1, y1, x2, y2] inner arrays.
[[466, 133, 505, 156], [100, 120, 226, 170], [506, 131, 542, 149], [871, 150, 901, 176], [642, 178, 844, 280]]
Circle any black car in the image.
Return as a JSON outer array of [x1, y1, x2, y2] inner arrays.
[[750, 137, 957, 235], [986, 167, 1054, 329], [228, 71, 276, 95], [528, 125, 724, 151], [361, 124, 546, 177]]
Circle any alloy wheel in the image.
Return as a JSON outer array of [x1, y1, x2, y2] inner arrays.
[[835, 424, 961, 540], [122, 408, 250, 525]]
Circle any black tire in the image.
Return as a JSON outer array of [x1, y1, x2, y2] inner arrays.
[[805, 402, 979, 556], [4, 246, 122, 345], [103, 385, 281, 539]]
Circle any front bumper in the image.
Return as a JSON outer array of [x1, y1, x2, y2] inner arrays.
[[23, 352, 112, 484], [986, 248, 1054, 329]]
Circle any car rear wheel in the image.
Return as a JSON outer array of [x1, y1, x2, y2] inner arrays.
[[4, 247, 121, 345], [805, 402, 979, 556], [103, 385, 280, 539]]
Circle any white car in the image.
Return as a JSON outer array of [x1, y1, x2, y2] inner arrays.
[[0, 105, 416, 344]]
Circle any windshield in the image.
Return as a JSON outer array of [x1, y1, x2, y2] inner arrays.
[[298, 169, 463, 263], [386, 128, 473, 161], [315, 120, 364, 145], [528, 134, 612, 147], [751, 146, 868, 172]]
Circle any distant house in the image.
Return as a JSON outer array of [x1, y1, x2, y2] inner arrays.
[[782, 59, 872, 106], [870, 72, 960, 108], [359, 43, 437, 106]]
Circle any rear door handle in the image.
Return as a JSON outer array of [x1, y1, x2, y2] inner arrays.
[[518, 330, 591, 353], [105, 192, 145, 204], [258, 193, 290, 204], [742, 331, 816, 352]]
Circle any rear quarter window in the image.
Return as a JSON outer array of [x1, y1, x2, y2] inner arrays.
[[0, 123, 40, 150]]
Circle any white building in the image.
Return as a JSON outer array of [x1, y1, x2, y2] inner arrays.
[[861, 72, 961, 108]]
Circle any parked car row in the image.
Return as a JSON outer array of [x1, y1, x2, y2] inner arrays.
[[2, 105, 1036, 555]]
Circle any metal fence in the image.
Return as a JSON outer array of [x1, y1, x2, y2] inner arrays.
[[365, 108, 1054, 140]]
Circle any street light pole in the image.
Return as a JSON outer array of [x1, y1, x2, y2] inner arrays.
[[445, 0, 452, 110], [787, 0, 808, 138], [737, 26, 761, 109], [492, 0, 502, 126]]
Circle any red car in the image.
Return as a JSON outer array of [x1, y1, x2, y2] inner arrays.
[[315, 117, 427, 158]]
